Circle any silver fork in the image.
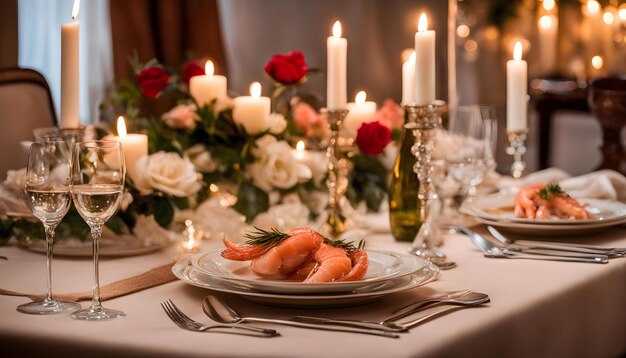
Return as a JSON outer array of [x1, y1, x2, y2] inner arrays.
[[160, 300, 279, 337]]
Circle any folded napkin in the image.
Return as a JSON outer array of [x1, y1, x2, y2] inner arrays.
[[0, 262, 176, 302], [497, 168, 626, 202]]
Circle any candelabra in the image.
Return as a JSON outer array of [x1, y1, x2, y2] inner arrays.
[[405, 101, 454, 269], [322, 108, 350, 238], [506, 130, 527, 179]]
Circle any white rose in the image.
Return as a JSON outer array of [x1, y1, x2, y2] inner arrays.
[[251, 202, 310, 232], [4, 168, 27, 190], [299, 189, 328, 215], [268, 113, 287, 134], [130, 151, 202, 197], [250, 135, 312, 192], [119, 191, 134, 211], [184, 144, 219, 173], [162, 104, 198, 129]]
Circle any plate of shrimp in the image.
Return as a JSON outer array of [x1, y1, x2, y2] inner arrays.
[[191, 227, 430, 294], [460, 184, 626, 234], [173, 255, 440, 307]]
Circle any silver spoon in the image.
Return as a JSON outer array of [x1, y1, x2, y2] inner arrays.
[[294, 291, 489, 331], [202, 295, 400, 337]]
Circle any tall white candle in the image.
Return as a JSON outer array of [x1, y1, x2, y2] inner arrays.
[[414, 13, 436, 106], [105, 116, 148, 177], [506, 42, 528, 132], [232, 82, 271, 135], [402, 51, 416, 105], [343, 91, 377, 137], [538, 14, 558, 74], [60, 0, 80, 128], [189, 60, 227, 108], [327, 21, 347, 110]]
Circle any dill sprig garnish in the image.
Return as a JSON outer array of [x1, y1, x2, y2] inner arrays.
[[243, 227, 291, 246], [538, 183, 565, 200], [242, 227, 367, 251]]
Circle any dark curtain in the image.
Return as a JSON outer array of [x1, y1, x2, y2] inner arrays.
[[109, 0, 227, 80]]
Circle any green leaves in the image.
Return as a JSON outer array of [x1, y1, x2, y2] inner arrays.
[[234, 182, 269, 222], [348, 154, 389, 211]]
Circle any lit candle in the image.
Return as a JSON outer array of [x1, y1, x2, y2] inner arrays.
[[343, 91, 377, 137], [414, 13, 436, 106], [586, 0, 603, 66], [105, 116, 148, 176], [292, 140, 327, 185], [327, 21, 347, 110], [60, 0, 80, 128], [506, 42, 528, 132], [402, 51, 416, 105], [232, 82, 271, 135], [538, 13, 558, 74], [189, 60, 227, 108]]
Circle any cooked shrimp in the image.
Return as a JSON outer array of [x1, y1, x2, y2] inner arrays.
[[335, 249, 368, 282], [303, 243, 352, 283], [514, 183, 594, 220], [249, 228, 325, 278], [221, 227, 322, 261]]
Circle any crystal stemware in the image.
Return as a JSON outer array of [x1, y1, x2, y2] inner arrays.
[[70, 140, 125, 321], [18, 141, 81, 315]]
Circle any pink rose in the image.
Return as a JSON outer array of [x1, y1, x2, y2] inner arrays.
[[372, 99, 404, 130], [355, 121, 391, 156], [162, 104, 199, 129], [293, 102, 330, 140]]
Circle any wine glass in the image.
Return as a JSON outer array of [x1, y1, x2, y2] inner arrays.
[[18, 141, 81, 314], [446, 105, 491, 196], [70, 140, 125, 321]]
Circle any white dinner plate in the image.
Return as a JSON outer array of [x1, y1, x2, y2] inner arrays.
[[18, 235, 169, 257], [470, 215, 626, 235], [191, 250, 427, 294], [172, 257, 440, 307], [461, 194, 626, 226]]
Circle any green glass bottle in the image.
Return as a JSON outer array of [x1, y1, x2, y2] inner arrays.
[[388, 112, 421, 242]]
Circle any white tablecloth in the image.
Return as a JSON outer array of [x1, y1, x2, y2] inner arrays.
[[0, 225, 625, 358]]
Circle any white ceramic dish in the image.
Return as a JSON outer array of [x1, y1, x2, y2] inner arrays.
[[191, 250, 425, 294], [172, 257, 439, 308], [461, 194, 626, 226]]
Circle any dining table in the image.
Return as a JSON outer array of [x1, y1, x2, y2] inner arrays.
[[0, 219, 624, 358]]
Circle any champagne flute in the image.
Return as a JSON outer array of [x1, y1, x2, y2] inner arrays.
[[18, 141, 81, 314], [70, 140, 125, 321]]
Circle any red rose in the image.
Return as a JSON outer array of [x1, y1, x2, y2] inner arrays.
[[264, 51, 308, 85], [136, 67, 169, 98], [182, 61, 204, 83], [355, 121, 391, 156]]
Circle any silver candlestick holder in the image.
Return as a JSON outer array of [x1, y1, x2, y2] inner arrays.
[[506, 130, 527, 179], [321, 108, 350, 238], [405, 101, 455, 269]]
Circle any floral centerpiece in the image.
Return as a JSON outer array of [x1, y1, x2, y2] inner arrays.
[[0, 51, 403, 245]]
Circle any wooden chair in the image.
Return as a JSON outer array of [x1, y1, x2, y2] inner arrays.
[[0, 68, 57, 176]]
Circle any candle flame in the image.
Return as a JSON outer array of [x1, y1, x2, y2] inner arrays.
[[209, 183, 219, 192], [543, 0, 555, 11], [355, 91, 367, 104], [619, 6, 626, 20], [296, 140, 305, 152], [603, 11, 614, 25], [250, 82, 261, 98], [587, 0, 600, 15], [418, 13, 428, 32], [332, 21, 342, 38], [205, 60, 214, 76], [408, 51, 416, 64], [591, 55, 604, 69], [72, 0, 80, 20], [539, 15, 553, 29], [117, 116, 127, 139], [513, 41, 522, 61]]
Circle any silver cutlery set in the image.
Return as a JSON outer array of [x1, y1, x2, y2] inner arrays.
[[459, 225, 626, 264], [161, 290, 490, 338]]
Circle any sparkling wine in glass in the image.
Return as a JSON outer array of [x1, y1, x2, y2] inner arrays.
[[18, 141, 81, 315], [70, 140, 125, 321]]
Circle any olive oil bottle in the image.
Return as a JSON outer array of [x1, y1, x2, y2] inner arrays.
[[388, 114, 421, 241]]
